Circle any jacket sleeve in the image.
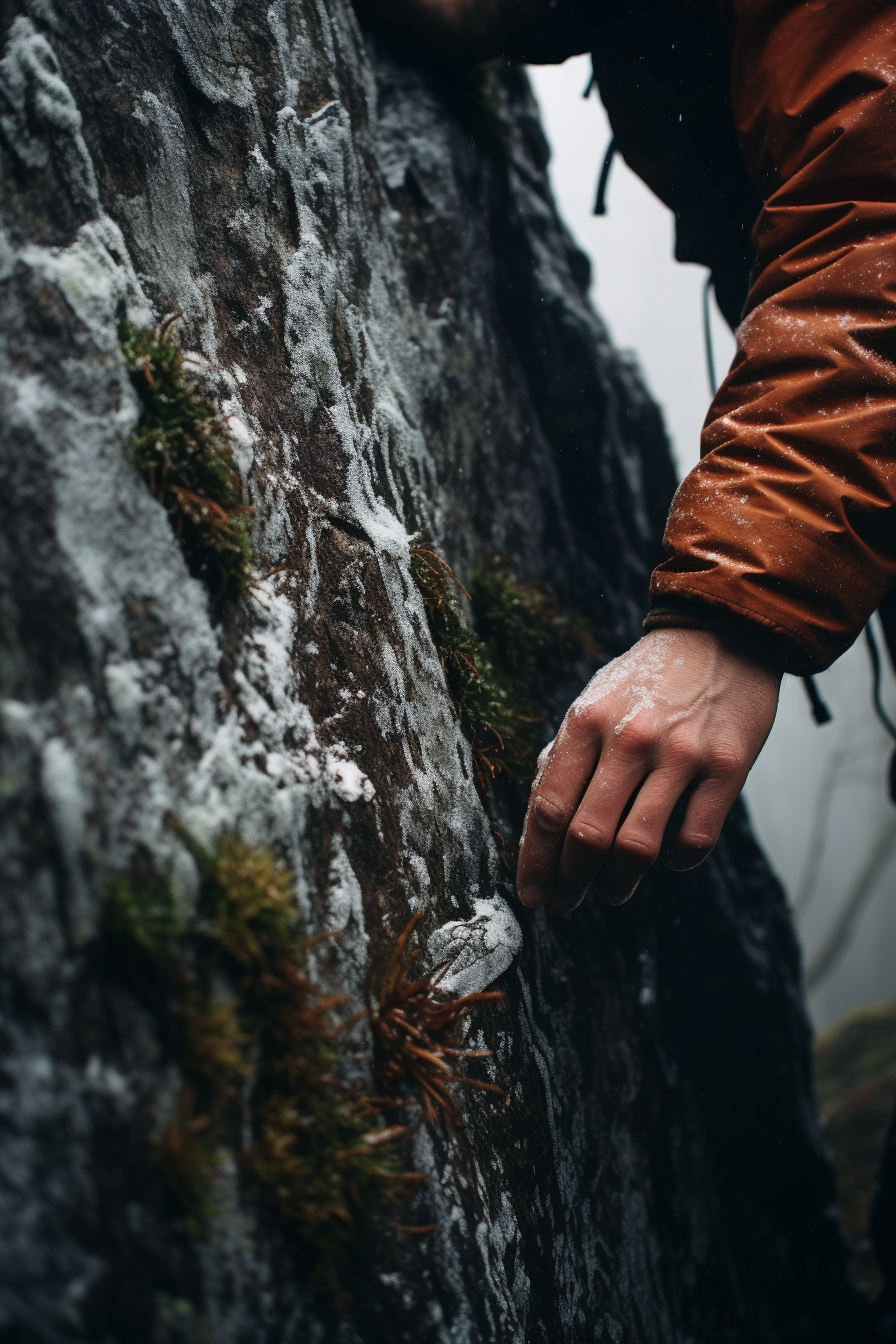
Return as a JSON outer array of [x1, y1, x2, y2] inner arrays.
[[646, 0, 896, 675]]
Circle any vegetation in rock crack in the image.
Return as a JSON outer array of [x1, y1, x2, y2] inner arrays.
[[469, 551, 598, 687], [815, 999, 896, 1292], [372, 912, 504, 1127], [102, 833, 420, 1292], [410, 545, 597, 787], [410, 545, 507, 786], [120, 316, 254, 605]]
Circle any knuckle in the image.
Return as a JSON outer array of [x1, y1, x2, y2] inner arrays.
[[613, 719, 656, 758], [568, 700, 605, 737], [568, 819, 613, 853], [705, 744, 745, 778], [614, 833, 660, 866], [532, 794, 574, 833]]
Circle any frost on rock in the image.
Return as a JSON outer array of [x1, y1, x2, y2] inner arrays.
[[0, 3, 863, 1343]]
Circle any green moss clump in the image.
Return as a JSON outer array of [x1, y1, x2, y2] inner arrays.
[[410, 545, 597, 788], [469, 553, 598, 685], [120, 318, 254, 605], [103, 834, 413, 1288], [105, 872, 183, 963], [410, 546, 516, 785]]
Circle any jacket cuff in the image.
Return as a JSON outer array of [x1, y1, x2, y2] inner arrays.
[[643, 598, 799, 675]]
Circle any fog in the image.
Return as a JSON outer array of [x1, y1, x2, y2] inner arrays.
[[529, 56, 896, 1030]]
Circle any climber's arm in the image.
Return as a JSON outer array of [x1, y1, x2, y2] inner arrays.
[[519, 0, 896, 911], [647, 0, 896, 672]]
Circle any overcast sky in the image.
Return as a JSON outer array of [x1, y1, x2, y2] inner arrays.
[[528, 56, 896, 1029]]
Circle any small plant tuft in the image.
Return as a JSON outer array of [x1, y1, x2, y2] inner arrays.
[[120, 316, 254, 605], [105, 871, 183, 964], [410, 545, 597, 788], [410, 546, 511, 785], [469, 552, 598, 686], [155, 1087, 217, 1225], [102, 833, 417, 1289], [372, 912, 504, 1127], [815, 1001, 896, 1293]]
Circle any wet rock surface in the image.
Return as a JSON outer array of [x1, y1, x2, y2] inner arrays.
[[0, 1, 866, 1339]]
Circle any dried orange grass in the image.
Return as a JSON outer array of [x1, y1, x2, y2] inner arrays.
[[372, 913, 504, 1126]]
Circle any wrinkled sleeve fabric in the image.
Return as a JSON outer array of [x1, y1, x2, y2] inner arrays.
[[647, 0, 896, 675]]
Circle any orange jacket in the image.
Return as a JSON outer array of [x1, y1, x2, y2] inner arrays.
[[390, 0, 896, 674], [645, 0, 896, 674]]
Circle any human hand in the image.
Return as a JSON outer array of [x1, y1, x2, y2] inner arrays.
[[516, 628, 782, 911]]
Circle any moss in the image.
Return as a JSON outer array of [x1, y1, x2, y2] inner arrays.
[[102, 833, 416, 1290], [469, 552, 598, 685], [410, 545, 597, 788], [372, 912, 504, 1127], [410, 546, 511, 786], [155, 1087, 217, 1226], [120, 317, 254, 605], [105, 871, 183, 963], [815, 1000, 896, 1292]]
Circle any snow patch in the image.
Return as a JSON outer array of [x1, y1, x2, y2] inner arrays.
[[428, 897, 523, 995], [325, 747, 375, 803]]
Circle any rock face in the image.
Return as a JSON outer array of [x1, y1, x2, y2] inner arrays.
[[0, 2, 867, 1341]]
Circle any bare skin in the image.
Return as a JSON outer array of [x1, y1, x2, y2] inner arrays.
[[516, 629, 782, 911]]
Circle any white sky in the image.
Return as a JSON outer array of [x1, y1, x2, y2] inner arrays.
[[529, 56, 896, 1028]]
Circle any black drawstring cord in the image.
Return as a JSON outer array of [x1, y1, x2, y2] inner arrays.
[[593, 136, 616, 216], [702, 273, 717, 399], [865, 623, 896, 804], [866, 623, 896, 740], [582, 65, 615, 217], [803, 676, 833, 726]]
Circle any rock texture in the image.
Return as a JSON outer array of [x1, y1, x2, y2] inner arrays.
[[0, 1, 867, 1340]]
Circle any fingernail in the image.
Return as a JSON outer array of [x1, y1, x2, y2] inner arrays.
[[519, 885, 546, 908], [663, 849, 712, 873], [597, 883, 639, 907]]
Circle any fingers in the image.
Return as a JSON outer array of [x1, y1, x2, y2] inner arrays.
[[540, 728, 745, 911], [551, 745, 694, 911], [515, 629, 780, 917], [516, 716, 604, 909], [591, 769, 697, 905], [549, 748, 652, 911], [663, 748, 746, 872]]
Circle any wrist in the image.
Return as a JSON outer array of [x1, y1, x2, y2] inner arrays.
[[644, 599, 791, 678]]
